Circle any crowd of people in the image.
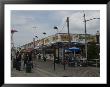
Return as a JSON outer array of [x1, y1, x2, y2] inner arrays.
[[12, 49, 87, 73], [12, 51, 34, 72], [12, 50, 49, 72], [64, 53, 87, 67]]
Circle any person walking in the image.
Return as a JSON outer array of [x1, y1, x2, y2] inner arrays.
[[43, 56, 47, 62], [28, 52, 33, 68], [25, 52, 33, 73], [38, 53, 41, 60], [16, 52, 21, 71], [23, 52, 28, 69], [21, 53, 24, 70]]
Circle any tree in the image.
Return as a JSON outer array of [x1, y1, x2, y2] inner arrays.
[[87, 42, 100, 60]]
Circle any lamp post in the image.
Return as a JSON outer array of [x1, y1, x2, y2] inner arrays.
[[33, 26, 38, 60], [53, 26, 59, 70], [32, 26, 38, 48], [83, 11, 100, 61], [33, 38, 35, 49], [35, 35, 38, 48], [35, 35, 38, 46], [43, 32, 46, 61], [54, 26, 59, 60], [54, 26, 58, 34], [34, 35, 38, 66]]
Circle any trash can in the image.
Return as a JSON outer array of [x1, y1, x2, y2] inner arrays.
[[26, 61, 32, 73]]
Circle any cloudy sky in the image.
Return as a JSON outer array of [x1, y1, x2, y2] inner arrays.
[[11, 10, 100, 47]]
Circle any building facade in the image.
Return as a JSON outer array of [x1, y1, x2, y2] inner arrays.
[[20, 33, 97, 51]]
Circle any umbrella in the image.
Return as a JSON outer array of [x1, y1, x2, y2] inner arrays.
[[65, 47, 80, 57], [65, 47, 80, 52]]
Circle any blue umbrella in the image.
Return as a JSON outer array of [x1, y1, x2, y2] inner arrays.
[[69, 47, 80, 52], [65, 47, 80, 57], [65, 47, 80, 52]]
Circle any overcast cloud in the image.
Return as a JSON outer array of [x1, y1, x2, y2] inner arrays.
[[11, 10, 100, 47]]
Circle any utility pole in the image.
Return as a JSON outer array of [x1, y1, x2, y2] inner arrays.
[[63, 17, 71, 70], [83, 11, 88, 60], [82, 11, 100, 60], [67, 17, 71, 48]]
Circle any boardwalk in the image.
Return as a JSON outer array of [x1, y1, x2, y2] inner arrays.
[[11, 59, 100, 77]]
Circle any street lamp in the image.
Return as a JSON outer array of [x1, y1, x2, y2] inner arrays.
[[54, 26, 58, 34], [54, 26, 59, 59], [33, 26, 38, 60], [35, 35, 38, 49], [43, 32, 46, 61], [34, 35, 38, 66], [35, 35, 38, 47], [35, 35, 38, 38], [83, 11, 100, 61], [53, 26, 59, 70], [32, 26, 38, 49]]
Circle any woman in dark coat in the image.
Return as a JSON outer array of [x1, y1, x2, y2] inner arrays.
[[16, 52, 21, 71], [23, 53, 28, 69], [28, 52, 33, 68]]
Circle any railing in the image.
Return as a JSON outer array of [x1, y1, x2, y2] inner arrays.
[[87, 59, 100, 67]]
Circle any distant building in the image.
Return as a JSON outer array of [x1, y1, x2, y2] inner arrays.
[[20, 33, 97, 52]]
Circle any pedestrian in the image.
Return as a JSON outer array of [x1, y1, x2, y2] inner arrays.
[[13, 58, 16, 68], [26, 60, 32, 73], [43, 56, 47, 62], [21, 53, 24, 70], [30, 61, 33, 68], [16, 52, 21, 71], [28, 52, 33, 68], [28, 52, 32, 61], [23, 53, 28, 69], [38, 53, 41, 60]]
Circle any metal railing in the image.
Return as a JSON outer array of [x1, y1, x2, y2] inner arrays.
[[87, 59, 100, 67]]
